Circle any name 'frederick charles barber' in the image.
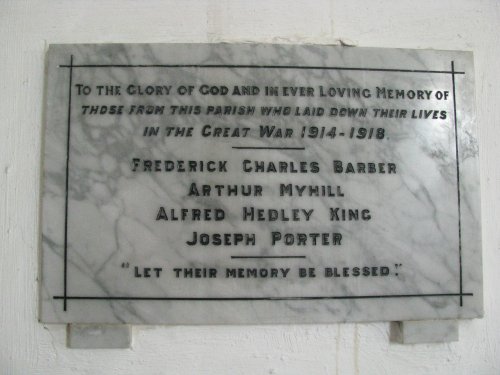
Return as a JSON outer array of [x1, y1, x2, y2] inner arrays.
[[131, 158, 397, 175]]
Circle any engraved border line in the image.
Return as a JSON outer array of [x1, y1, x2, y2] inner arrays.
[[58, 59, 467, 310], [58, 64, 465, 75], [54, 293, 473, 301], [451, 60, 463, 307], [62, 54, 74, 312]]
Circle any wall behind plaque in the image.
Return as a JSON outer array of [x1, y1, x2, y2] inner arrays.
[[1, 0, 499, 374]]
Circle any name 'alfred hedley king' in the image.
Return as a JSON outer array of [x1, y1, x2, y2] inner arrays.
[[156, 207, 371, 222]]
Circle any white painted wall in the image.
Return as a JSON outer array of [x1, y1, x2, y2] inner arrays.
[[1, 0, 499, 373]]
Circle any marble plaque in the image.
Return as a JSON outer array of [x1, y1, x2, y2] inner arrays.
[[40, 44, 482, 324]]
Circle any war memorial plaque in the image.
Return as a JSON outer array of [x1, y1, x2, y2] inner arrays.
[[40, 44, 482, 324]]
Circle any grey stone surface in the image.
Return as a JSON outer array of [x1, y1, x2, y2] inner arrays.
[[39, 44, 482, 325], [67, 324, 131, 349], [391, 320, 459, 344]]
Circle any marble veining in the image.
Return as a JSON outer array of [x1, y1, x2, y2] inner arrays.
[[40, 44, 482, 324]]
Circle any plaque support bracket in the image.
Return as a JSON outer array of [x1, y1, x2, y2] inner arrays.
[[390, 320, 459, 344], [64, 320, 458, 348], [67, 324, 132, 349]]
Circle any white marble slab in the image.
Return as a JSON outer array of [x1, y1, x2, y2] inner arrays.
[[39, 44, 482, 324]]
